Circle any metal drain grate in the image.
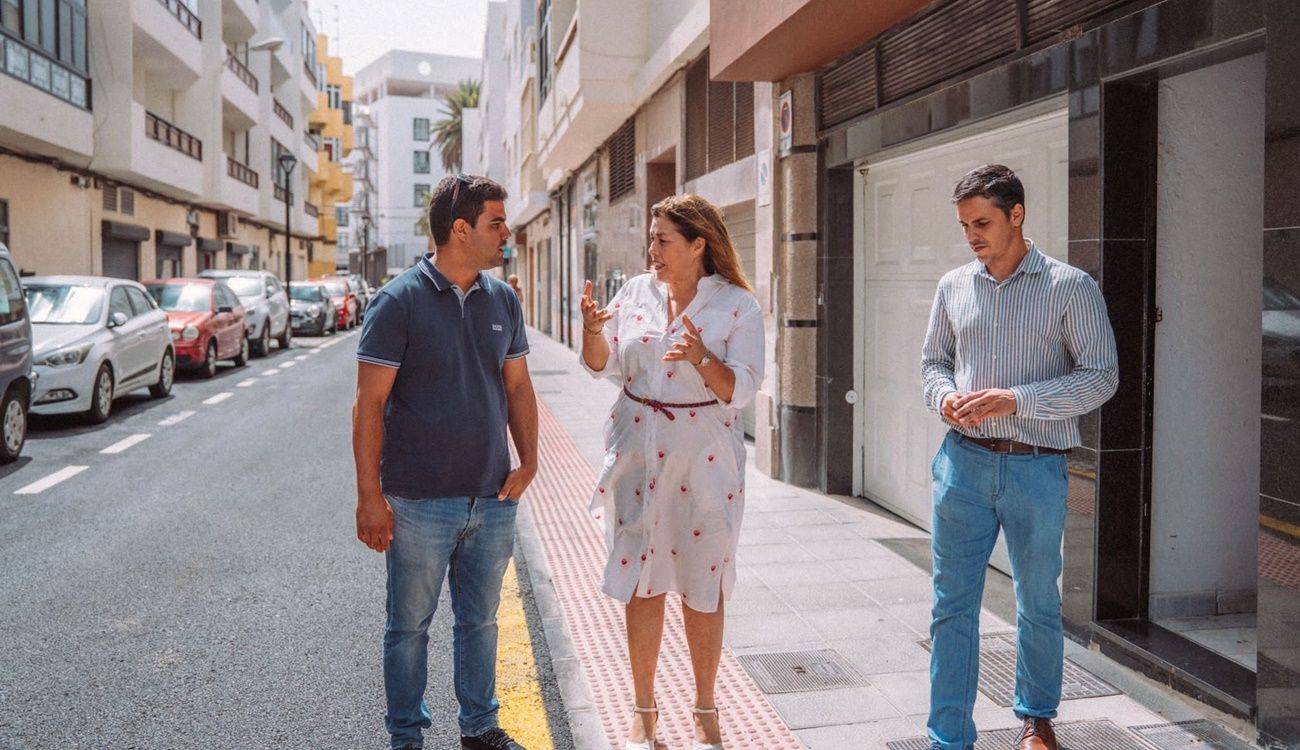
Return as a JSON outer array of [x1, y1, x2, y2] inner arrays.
[[919, 632, 1119, 706], [1130, 720, 1255, 750], [886, 719, 1157, 750], [736, 648, 869, 694]]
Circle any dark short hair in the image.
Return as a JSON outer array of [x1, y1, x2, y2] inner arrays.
[[951, 164, 1024, 217], [427, 174, 508, 246]]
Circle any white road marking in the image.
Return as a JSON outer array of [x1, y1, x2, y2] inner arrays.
[[203, 392, 233, 405], [15, 465, 89, 495], [294, 355, 309, 361], [262, 368, 280, 376], [280, 361, 296, 369], [157, 411, 196, 427], [100, 433, 152, 455], [236, 378, 257, 388]]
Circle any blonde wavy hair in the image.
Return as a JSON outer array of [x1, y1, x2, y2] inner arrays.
[[650, 194, 753, 292]]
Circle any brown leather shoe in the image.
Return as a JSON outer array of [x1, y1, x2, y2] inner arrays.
[[1017, 716, 1057, 750]]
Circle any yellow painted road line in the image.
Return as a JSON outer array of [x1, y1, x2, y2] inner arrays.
[[1261, 514, 1300, 541], [496, 559, 554, 749]]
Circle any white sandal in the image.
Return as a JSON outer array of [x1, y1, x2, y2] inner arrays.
[[625, 705, 659, 750], [692, 706, 723, 750]]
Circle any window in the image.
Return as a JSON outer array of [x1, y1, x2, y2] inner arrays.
[[342, 101, 352, 125], [1, 0, 19, 34], [538, 0, 552, 101], [326, 84, 341, 110], [271, 138, 291, 188], [324, 136, 341, 162], [0, 258, 25, 325], [413, 184, 431, 208], [125, 286, 155, 316], [413, 150, 430, 174], [413, 118, 430, 141], [301, 23, 316, 71], [336, 207, 349, 227], [0, 199, 8, 247], [108, 286, 133, 321]]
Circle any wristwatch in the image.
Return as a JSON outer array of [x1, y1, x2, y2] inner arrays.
[[694, 353, 713, 368]]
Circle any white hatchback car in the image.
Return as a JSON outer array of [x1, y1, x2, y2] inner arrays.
[[26, 276, 174, 423]]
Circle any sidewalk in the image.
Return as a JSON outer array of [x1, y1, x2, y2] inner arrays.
[[516, 328, 1245, 749]]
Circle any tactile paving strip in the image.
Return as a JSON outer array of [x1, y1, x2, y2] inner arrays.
[[526, 400, 803, 749], [1130, 720, 1255, 750], [918, 633, 1119, 707], [885, 719, 1158, 750], [737, 649, 869, 694]]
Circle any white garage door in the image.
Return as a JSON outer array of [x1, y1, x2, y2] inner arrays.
[[855, 109, 1069, 573]]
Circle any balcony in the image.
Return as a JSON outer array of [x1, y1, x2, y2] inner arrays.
[[297, 132, 319, 169], [215, 154, 259, 215], [226, 155, 258, 188], [221, 51, 259, 128], [273, 99, 294, 129], [0, 38, 94, 161], [222, 0, 258, 40], [298, 61, 318, 112], [304, 200, 319, 218], [132, 0, 202, 88], [97, 102, 204, 198]]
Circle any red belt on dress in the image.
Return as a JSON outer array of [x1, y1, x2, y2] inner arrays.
[[622, 387, 718, 421]]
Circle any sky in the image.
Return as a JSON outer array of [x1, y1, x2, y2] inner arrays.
[[307, 0, 491, 75]]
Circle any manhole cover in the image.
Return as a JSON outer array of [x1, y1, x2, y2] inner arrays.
[[918, 633, 1119, 706], [736, 649, 868, 694], [886, 719, 1157, 750], [1130, 720, 1255, 750]]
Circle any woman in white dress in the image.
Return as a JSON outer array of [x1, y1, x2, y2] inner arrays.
[[579, 194, 765, 750]]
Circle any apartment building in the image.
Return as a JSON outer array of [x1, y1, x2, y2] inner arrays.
[[351, 50, 479, 273], [306, 31, 352, 278], [340, 104, 382, 284], [0, 0, 325, 281]]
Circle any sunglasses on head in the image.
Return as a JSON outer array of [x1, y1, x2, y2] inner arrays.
[[448, 174, 470, 224]]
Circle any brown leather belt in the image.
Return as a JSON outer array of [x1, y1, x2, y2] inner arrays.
[[622, 387, 718, 421], [961, 435, 1071, 455]]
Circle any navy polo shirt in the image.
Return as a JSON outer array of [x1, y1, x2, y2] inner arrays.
[[357, 256, 529, 499]]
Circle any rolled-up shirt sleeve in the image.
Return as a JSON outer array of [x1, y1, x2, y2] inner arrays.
[[356, 290, 406, 369], [580, 283, 627, 379], [721, 297, 765, 409], [1009, 276, 1118, 419], [920, 284, 959, 413]]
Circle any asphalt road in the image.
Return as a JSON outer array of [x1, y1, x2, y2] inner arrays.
[[0, 330, 474, 749]]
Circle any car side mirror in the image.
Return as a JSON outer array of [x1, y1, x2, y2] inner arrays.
[[108, 311, 128, 328], [217, 305, 234, 313]]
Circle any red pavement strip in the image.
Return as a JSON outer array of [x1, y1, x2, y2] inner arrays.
[[529, 398, 805, 749]]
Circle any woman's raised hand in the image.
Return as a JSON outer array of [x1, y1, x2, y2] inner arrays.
[[581, 279, 613, 333]]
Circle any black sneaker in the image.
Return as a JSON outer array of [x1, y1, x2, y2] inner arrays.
[[461, 727, 526, 750]]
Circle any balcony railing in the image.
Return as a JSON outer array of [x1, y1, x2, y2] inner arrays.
[[303, 130, 320, 151], [225, 49, 258, 93], [145, 110, 202, 161], [1, 32, 92, 110], [304, 201, 319, 217], [156, 0, 202, 39], [226, 156, 258, 188], [273, 99, 293, 128], [274, 183, 288, 202]]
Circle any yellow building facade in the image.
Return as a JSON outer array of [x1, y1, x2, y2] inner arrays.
[[307, 34, 354, 279]]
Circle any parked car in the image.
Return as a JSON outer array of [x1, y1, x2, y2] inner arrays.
[[310, 277, 358, 330], [144, 278, 249, 378], [26, 276, 173, 423], [0, 243, 34, 463], [197, 269, 290, 356], [341, 273, 370, 320], [1264, 276, 1300, 390], [289, 283, 337, 336]]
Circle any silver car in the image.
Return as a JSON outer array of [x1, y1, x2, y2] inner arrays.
[[26, 276, 174, 423], [197, 270, 291, 357]]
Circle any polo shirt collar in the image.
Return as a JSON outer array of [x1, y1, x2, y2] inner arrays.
[[971, 239, 1047, 281], [419, 254, 484, 293]]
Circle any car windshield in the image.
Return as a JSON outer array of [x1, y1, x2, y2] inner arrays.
[[26, 285, 105, 324], [321, 281, 346, 296], [147, 283, 210, 312], [1264, 278, 1300, 311], [291, 286, 325, 302], [224, 277, 263, 297]]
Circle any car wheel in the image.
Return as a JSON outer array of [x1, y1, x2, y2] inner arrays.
[[233, 335, 249, 367], [201, 340, 218, 378], [276, 320, 292, 350], [0, 386, 27, 464], [253, 323, 271, 358], [149, 350, 174, 399], [89, 363, 114, 423]]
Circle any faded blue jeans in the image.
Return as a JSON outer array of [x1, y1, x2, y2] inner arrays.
[[383, 495, 518, 749], [927, 431, 1068, 750]]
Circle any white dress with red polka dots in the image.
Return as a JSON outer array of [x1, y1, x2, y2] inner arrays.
[[581, 273, 765, 613]]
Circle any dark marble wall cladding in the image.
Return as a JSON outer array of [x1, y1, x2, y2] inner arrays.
[[1099, 0, 1262, 77], [818, 164, 857, 495], [1264, 0, 1300, 230]]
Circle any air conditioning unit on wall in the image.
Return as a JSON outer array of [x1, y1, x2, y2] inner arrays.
[[218, 211, 239, 238]]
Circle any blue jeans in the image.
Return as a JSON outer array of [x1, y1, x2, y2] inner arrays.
[[927, 432, 1068, 750], [383, 495, 518, 748]]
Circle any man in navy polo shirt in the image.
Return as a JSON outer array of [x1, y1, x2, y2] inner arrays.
[[352, 174, 538, 750]]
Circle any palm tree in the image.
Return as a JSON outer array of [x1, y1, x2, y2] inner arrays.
[[431, 79, 480, 173]]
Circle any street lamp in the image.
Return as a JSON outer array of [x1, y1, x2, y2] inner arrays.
[[279, 152, 298, 304]]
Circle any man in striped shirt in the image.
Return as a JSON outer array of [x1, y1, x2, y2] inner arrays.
[[920, 164, 1117, 750]]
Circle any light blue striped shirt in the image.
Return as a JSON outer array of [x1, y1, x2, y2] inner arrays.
[[920, 241, 1118, 450]]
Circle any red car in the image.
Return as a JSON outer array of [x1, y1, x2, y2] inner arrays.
[[310, 277, 359, 330], [145, 278, 249, 377]]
